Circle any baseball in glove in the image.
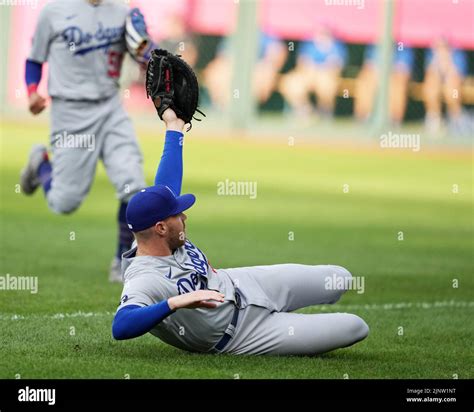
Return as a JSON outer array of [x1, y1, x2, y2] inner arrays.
[[146, 49, 205, 131]]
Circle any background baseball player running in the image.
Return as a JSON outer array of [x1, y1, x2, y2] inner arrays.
[[112, 107, 369, 355], [20, 0, 154, 281]]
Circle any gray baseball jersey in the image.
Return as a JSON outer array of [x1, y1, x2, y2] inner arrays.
[[29, 0, 128, 100], [28, 0, 146, 212], [119, 239, 237, 352], [119, 240, 370, 355]]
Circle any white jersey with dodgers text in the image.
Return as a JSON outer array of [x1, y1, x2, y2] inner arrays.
[[118, 239, 238, 353], [29, 0, 129, 100]]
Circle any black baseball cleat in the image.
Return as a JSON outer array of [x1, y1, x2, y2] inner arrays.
[[20, 144, 48, 195]]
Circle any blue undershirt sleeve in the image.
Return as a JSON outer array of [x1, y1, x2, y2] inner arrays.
[[25, 59, 43, 86], [112, 300, 173, 340], [154, 130, 184, 196]]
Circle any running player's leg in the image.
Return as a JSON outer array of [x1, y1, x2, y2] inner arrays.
[[223, 305, 368, 355], [45, 99, 103, 214], [223, 263, 354, 312], [100, 96, 146, 262]]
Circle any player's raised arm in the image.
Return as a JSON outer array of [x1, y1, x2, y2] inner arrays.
[[146, 49, 204, 195], [153, 108, 186, 196]]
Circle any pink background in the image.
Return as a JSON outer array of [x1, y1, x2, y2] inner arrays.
[[8, 0, 474, 107]]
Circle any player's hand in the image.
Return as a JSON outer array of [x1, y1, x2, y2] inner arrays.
[[28, 92, 47, 115], [161, 107, 185, 132], [168, 290, 225, 310]]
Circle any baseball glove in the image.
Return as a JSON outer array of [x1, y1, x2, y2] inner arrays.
[[146, 49, 205, 131], [125, 8, 154, 65]]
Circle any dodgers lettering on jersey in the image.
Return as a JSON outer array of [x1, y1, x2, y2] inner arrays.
[[176, 241, 209, 293], [62, 23, 124, 55], [118, 238, 237, 352], [29, 0, 129, 100]]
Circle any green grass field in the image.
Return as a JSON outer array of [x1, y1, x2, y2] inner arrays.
[[1, 119, 473, 379]]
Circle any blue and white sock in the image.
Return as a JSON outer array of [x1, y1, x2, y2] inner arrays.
[[37, 155, 52, 194]]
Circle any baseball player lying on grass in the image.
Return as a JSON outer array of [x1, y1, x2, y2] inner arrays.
[[111, 50, 369, 355], [21, 0, 155, 282]]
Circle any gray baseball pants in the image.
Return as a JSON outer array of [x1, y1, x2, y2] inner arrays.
[[220, 264, 369, 355], [47, 93, 145, 214]]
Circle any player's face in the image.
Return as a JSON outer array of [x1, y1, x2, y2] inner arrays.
[[164, 212, 187, 250]]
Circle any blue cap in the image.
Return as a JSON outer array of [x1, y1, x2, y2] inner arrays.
[[126, 185, 196, 232]]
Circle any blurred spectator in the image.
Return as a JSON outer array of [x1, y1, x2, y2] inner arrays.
[[202, 37, 232, 110], [423, 38, 469, 135], [278, 26, 347, 118], [159, 12, 198, 67], [253, 34, 288, 104], [202, 33, 288, 110], [354, 44, 414, 126]]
